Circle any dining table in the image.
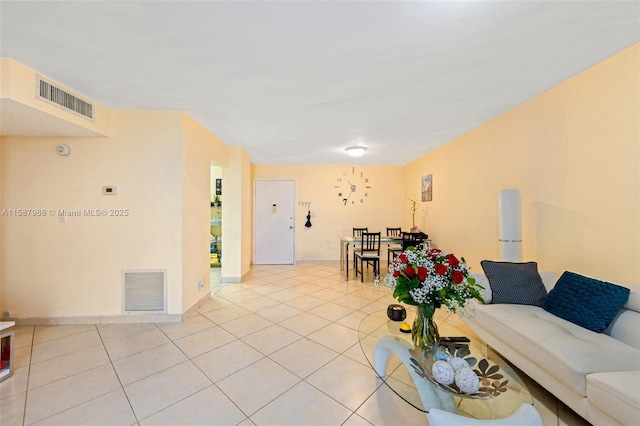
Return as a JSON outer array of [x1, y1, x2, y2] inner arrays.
[[339, 235, 402, 280]]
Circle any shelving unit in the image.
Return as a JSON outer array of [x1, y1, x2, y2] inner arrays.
[[210, 204, 222, 267], [0, 321, 15, 382]]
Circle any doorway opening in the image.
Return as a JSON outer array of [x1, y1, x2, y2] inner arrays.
[[210, 163, 223, 294]]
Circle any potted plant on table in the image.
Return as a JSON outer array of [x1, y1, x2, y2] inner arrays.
[[409, 199, 420, 231]]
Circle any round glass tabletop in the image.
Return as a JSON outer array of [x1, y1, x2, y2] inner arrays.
[[358, 309, 533, 420]]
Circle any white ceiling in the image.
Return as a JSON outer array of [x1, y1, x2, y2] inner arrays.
[[1, 1, 638, 165]]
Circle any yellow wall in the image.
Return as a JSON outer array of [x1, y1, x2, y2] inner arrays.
[[1, 111, 184, 317], [180, 114, 229, 310], [252, 165, 406, 261], [405, 44, 639, 284], [222, 147, 252, 281]]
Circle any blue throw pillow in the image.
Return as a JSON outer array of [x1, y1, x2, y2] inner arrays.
[[480, 261, 547, 306], [542, 271, 630, 333]]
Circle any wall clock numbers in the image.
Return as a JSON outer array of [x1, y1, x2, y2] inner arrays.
[[334, 166, 372, 205]]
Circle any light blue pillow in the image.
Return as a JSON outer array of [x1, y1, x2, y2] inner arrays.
[[542, 271, 630, 332]]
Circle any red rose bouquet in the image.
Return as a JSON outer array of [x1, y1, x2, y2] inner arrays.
[[376, 247, 484, 347]]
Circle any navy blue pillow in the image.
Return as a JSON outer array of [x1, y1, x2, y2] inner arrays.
[[542, 271, 630, 332], [481, 261, 547, 306]]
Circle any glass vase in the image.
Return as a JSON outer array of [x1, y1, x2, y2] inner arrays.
[[412, 305, 440, 349]]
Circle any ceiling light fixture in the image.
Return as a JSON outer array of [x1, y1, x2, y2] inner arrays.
[[345, 146, 367, 157]]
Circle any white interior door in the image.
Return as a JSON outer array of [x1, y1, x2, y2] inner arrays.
[[254, 179, 295, 264]]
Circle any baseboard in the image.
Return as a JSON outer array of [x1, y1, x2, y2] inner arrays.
[[12, 313, 183, 326], [183, 293, 212, 318]]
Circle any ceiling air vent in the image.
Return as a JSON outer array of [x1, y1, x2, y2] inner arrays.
[[35, 75, 94, 120]]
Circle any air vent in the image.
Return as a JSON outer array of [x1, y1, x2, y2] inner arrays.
[[123, 270, 166, 314], [35, 76, 94, 120]]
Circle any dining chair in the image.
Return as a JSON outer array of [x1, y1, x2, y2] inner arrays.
[[353, 227, 368, 237], [386, 227, 403, 268], [355, 232, 381, 282], [352, 227, 369, 266], [402, 231, 428, 250]]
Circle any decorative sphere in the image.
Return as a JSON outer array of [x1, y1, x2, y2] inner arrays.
[[432, 361, 455, 385], [455, 368, 480, 394], [449, 357, 471, 372]]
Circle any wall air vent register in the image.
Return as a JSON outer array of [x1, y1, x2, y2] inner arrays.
[[35, 75, 94, 120]]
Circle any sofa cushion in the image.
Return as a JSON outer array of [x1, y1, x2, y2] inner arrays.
[[542, 271, 630, 333], [587, 371, 640, 426], [468, 302, 640, 396], [480, 261, 547, 306]]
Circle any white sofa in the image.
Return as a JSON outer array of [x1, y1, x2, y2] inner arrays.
[[464, 271, 640, 426]]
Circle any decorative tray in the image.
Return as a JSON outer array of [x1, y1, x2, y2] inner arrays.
[[409, 343, 509, 400]]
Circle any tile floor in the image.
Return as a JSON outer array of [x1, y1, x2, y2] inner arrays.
[[1, 263, 590, 425]]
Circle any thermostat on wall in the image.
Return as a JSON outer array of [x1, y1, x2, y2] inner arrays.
[[102, 186, 117, 195]]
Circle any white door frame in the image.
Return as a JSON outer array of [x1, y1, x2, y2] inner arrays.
[[253, 178, 296, 265]]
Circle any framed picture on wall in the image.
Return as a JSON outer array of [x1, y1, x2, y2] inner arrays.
[[215, 179, 222, 195], [421, 174, 432, 202]]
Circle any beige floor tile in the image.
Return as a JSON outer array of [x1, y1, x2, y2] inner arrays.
[[237, 296, 281, 313], [113, 342, 188, 386], [13, 326, 34, 350], [28, 344, 110, 389], [356, 383, 428, 426], [250, 381, 352, 426], [220, 313, 274, 339], [221, 289, 263, 304], [193, 340, 264, 383], [256, 304, 303, 323], [269, 338, 339, 379], [358, 300, 390, 314], [33, 324, 96, 344], [343, 414, 374, 426], [343, 342, 371, 367], [284, 295, 327, 311], [279, 312, 331, 336], [309, 302, 356, 322], [243, 283, 281, 295], [201, 304, 252, 324], [333, 294, 375, 310], [139, 385, 247, 426], [216, 283, 246, 295], [217, 357, 300, 416], [242, 324, 301, 355], [24, 364, 121, 425], [308, 322, 359, 353], [307, 355, 381, 411], [336, 310, 370, 331], [158, 313, 215, 340], [195, 296, 234, 314], [30, 329, 102, 364], [97, 323, 157, 343], [124, 361, 211, 421], [310, 288, 347, 302], [13, 346, 31, 369], [104, 327, 170, 361], [266, 288, 303, 303], [0, 391, 25, 426], [0, 366, 28, 399], [173, 326, 237, 359], [33, 389, 136, 426]]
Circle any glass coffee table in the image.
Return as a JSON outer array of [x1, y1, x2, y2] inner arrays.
[[358, 309, 533, 420]]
